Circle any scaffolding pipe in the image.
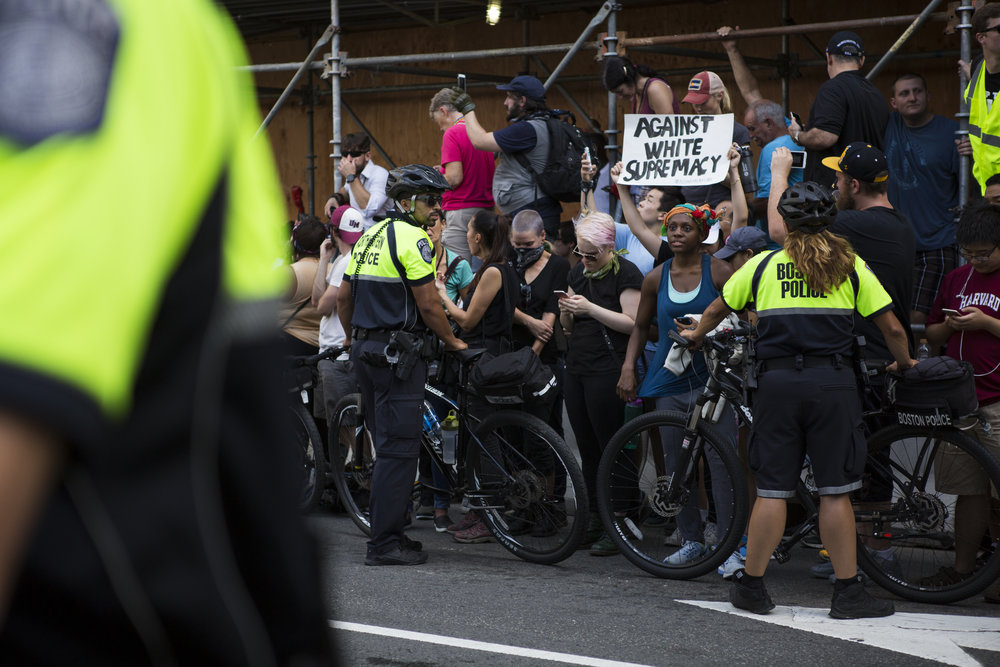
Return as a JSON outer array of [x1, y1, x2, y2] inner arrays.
[[605, 4, 620, 167], [543, 2, 615, 91], [341, 98, 396, 169], [866, 0, 945, 81], [958, 3, 974, 207], [620, 13, 948, 48], [781, 0, 789, 113], [531, 56, 600, 132], [330, 0, 342, 191], [254, 24, 333, 138]]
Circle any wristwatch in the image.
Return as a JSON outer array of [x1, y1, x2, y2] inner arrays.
[[345, 174, 356, 184]]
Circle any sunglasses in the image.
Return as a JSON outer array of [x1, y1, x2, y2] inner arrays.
[[415, 194, 442, 207], [981, 24, 1000, 35], [344, 150, 365, 158], [573, 246, 602, 260]]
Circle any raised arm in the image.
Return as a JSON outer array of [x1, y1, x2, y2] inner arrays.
[[611, 161, 663, 257], [766, 147, 793, 246], [726, 144, 749, 231], [718, 26, 762, 106]]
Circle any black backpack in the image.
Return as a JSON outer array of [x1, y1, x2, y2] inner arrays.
[[515, 111, 596, 203]]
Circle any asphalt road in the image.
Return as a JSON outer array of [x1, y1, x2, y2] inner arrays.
[[311, 511, 1000, 667]]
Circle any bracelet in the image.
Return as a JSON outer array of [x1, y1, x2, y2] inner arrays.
[[580, 180, 595, 193]]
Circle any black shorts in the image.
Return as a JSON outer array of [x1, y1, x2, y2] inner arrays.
[[748, 365, 866, 498]]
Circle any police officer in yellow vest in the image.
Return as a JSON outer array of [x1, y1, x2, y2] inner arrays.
[[966, 4, 1000, 194], [0, 0, 331, 663], [338, 164, 467, 566], [681, 182, 916, 619]]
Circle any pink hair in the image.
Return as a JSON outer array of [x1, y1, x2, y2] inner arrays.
[[575, 212, 616, 250]]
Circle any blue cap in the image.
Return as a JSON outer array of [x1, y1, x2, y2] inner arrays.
[[496, 75, 546, 102], [714, 226, 769, 260]]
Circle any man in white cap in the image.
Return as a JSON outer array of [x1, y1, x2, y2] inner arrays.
[[312, 205, 365, 421]]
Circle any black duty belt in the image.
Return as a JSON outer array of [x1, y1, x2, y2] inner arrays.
[[760, 354, 849, 372], [353, 327, 399, 343]]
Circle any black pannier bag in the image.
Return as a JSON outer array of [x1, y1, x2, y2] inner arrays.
[[885, 356, 978, 427], [469, 347, 557, 405]]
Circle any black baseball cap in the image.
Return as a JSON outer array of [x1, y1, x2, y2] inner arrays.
[[821, 142, 888, 183], [826, 31, 865, 57], [496, 75, 546, 102]]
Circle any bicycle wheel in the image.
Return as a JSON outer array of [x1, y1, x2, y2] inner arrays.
[[329, 393, 373, 535], [596, 410, 749, 579], [856, 423, 1000, 604], [466, 410, 587, 564], [289, 401, 325, 511]]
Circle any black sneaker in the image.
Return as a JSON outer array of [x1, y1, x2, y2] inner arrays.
[[365, 546, 428, 566], [730, 570, 776, 614], [829, 577, 894, 619], [401, 535, 423, 552]]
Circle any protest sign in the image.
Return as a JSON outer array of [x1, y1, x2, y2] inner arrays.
[[617, 113, 734, 187]]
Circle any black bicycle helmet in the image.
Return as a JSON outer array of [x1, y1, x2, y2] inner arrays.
[[777, 181, 837, 234], [385, 163, 451, 200]]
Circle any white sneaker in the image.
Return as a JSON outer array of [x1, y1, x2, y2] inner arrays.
[[664, 540, 707, 565], [664, 527, 683, 546], [718, 543, 747, 579]]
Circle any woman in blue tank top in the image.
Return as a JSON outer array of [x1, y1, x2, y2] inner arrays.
[[618, 204, 738, 565]]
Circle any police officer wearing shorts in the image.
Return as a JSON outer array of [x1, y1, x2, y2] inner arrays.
[[337, 164, 467, 566], [682, 182, 916, 619]]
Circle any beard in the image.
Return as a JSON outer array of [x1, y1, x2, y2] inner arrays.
[[506, 100, 524, 122], [836, 187, 855, 211]]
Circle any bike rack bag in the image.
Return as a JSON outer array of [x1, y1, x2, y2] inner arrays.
[[469, 347, 556, 405], [886, 356, 978, 426]]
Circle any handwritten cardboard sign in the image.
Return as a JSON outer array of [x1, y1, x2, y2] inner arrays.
[[618, 114, 734, 187]]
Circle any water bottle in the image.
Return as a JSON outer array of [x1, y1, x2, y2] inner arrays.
[[737, 144, 757, 195], [624, 398, 643, 450], [441, 410, 459, 465], [422, 403, 441, 444], [917, 339, 930, 361]]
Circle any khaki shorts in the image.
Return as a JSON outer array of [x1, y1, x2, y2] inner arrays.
[[934, 401, 1000, 497]]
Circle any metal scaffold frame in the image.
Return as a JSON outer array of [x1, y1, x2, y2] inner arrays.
[[247, 2, 969, 210]]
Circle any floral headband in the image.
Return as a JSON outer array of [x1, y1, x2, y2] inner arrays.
[[661, 203, 716, 237]]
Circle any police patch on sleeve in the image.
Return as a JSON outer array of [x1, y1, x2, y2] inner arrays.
[[0, 0, 119, 147], [417, 238, 433, 264]]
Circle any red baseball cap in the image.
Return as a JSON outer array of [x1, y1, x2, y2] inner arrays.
[[682, 71, 725, 105]]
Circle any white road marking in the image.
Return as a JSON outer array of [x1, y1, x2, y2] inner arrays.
[[330, 620, 657, 667], [679, 600, 1000, 667]]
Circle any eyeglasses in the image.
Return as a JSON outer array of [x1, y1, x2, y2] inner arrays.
[[980, 24, 1000, 35], [415, 194, 442, 207], [344, 150, 365, 158], [959, 246, 998, 262], [573, 246, 602, 260]]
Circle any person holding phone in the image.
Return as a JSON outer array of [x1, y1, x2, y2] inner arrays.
[[336, 132, 393, 230], [743, 99, 804, 248], [925, 201, 1000, 603]]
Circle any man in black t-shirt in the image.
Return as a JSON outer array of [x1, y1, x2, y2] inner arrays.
[[789, 31, 889, 189], [822, 143, 915, 361]]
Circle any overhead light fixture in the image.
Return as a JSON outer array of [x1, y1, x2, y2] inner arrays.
[[486, 1, 501, 25]]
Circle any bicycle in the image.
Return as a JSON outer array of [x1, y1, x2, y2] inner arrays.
[[329, 347, 588, 564], [285, 345, 349, 511], [597, 322, 1000, 603], [594, 322, 752, 579]]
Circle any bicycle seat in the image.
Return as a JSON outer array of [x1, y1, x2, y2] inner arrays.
[[450, 347, 488, 365]]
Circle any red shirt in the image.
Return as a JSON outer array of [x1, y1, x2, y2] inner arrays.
[[928, 265, 1000, 406], [440, 119, 495, 210]]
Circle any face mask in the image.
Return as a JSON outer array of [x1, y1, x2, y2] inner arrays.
[[513, 245, 544, 270]]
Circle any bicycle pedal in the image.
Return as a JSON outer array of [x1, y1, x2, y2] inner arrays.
[[772, 547, 791, 564]]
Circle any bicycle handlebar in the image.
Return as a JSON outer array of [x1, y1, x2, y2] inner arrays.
[[288, 344, 350, 368]]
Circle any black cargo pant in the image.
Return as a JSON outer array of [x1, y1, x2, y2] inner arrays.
[[353, 339, 426, 555]]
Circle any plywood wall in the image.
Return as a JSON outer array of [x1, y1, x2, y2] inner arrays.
[[247, 1, 965, 221]]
